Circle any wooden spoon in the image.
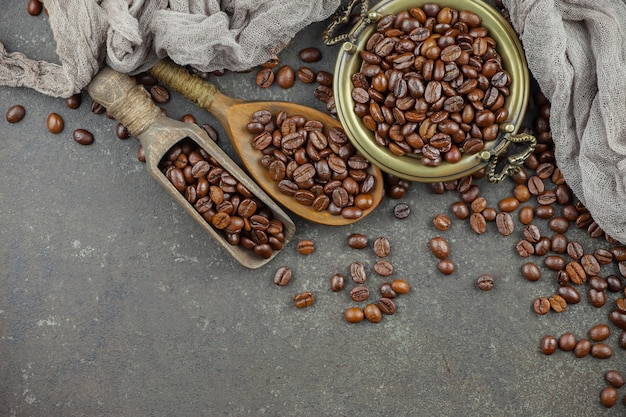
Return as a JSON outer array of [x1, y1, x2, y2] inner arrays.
[[149, 59, 384, 226], [87, 66, 296, 269]]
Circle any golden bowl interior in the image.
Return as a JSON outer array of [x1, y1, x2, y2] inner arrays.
[[333, 0, 529, 182]]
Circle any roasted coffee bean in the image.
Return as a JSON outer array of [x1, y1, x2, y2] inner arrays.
[[477, 274, 494, 291], [330, 273, 345, 292], [544, 255, 566, 271], [568, 339, 589, 359], [437, 259, 455, 275], [550, 234, 568, 254], [6, 104, 25, 123], [541, 335, 558, 355], [293, 291, 315, 308], [600, 387, 618, 408], [469, 212, 487, 234], [379, 282, 398, 299], [27, 0, 43, 16], [521, 262, 542, 282], [558, 285, 580, 304], [581, 254, 601, 276], [350, 261, 368, 283], [116, 123, 130, 140], [533, 297, 550, 315], [378, 297, 396, 315], [296, 67, 316, 84], [607, 275, 623, 293], [589, 324, 611, 342], [610, 310, 626, 330], [256, 67, 274, 88], [548, 217, 569, 234], [72, 128, 94, 145], [394, 203, 411, 219], [390, 279, 410, 294], [516, 240, 535, 257], [549, 294, 567, 312], [557, 333, 577, 351], [344, 307, 365, 323], [274, 266, 292, 286], [374, 260, 394, 276], [347, 233, 369, 249], [429, 236, 450, 259], [589, 289, 607, 308], [150, 84, 170, 103], [523, 224, 541, 243], [373, 236, 391, 257], [299, 47, 322, 62], [605, 370, 625, 388], [297, 239, 315, 255], [495, 212, 514, 236], [46, 112, 64, 134], [591, 343, 613, 359], [451, 201, 470, 219], [364, 303, 383, 323], [535, 205, 555, 219], [276, 65, 295, 89], [433, 213, 451, 230], [350, 285, 370, 302], [566, 241, 585, 260], [65, 93, 81, 110]]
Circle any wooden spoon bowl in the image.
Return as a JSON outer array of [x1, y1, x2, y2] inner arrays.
[[149, 59, 385, 226]]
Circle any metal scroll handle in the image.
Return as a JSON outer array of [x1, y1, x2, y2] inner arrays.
[[481, 132, 537, 183], [323, 0, 370, 46]]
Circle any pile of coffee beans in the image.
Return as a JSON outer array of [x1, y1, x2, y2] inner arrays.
[[350, 4, 511, 165], [246, 110, 378, 219], [159, 137, 288, 260]]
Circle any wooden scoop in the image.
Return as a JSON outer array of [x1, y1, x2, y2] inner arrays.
[[149, 59, 384, 226], [87, 66, 296, 269]]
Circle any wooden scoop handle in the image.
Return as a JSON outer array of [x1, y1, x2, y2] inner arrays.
[[87, 66, 161, 138]]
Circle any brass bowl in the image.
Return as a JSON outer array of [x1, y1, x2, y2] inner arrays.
[[331, 0, 534, 182]]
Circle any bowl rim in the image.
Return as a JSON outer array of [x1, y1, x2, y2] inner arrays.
[[332, 0, 530, 182]]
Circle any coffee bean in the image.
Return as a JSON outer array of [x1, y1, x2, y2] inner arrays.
[[299, 47, 322, 63], [495, 212, 514, 236], [293, 291, 315, 308], [589, 323, 611, 342], [297, 239, 315, 255], [350, 261, 367, 283], [373, 236, 391, 257], [566, 241, 585, 260], [581, 254, 601, 276], [276, 65, 295, 89], [379, 282, 398, 299], [65, 93, 81, 109], [27, 0, 43, 16], [378, 297, 396, 315], [256, 67, 274, 88], [600, 387, 618, 408], [350, 285, 370, 302], [533, 297, 550, 315], [72, 128, 94, 145], [437, 259, 455, 275], [558, 285, 580, 304], [591, 343, 612, 359], [433, 213, 451, 230], [374, 260, 394, 276], [150, 84, 170, 103], [274, 266, 292, 286], [573, 339, 592, 358], [46, 112, 64, 134], [346, 233, 369, 249], [116, 123, 130, 139], [541, 335, 558, 355], [330, 273, 345, 292], [558, 332, 577, 351], [549, 294, 567, 312], [469, 212, 487, 234], [296, 67, 316, 84], [516, 240, 535, 257], [5, 104, 26, 123], [394, 203, 411, 219], [344, 307, 365, 323], [390, 279, 410, 294], [429, 236, 450, 259], [364, 303, 383, 323], [521, 262, 542, 282], [477, 274, 494, 291], [605, 370, 625, 388]]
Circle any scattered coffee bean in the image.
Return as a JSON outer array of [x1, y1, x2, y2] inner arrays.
[[297, 239, 315, 255], [46, 112, 64, 133], [350, 261, 367, 283], [364, 303, 383, 323], [72, 128, 94, 145], [588, 323, 611, 342], [373, 236, 391, 257], [600, 386, 618, 408], [344, 307, 365, 323], [591, 343, 613, 359], [573, 339, 592, 358], [605, 370, 625, 388], [27, 0, 43, 16], [374, 259, 394, 276], [330, 273, 345, 292], [350, 285, 370, 302], [541, 335, 558, 355], [273, 266, 292, 286], [346, 233, 369, 249], [390, 279, 410, 294], [433, 213, 451, 231], [256, 67, 274, 88], [429, 236, 450, 259], [299, 47, 322, 63], [437, 259, 455, 275], [394, 203, 411, 219], [521, 262, 542, 282], [378, 297, 396, 315], [5, 104, 25, 123], [293, 291, 315, 308], [558, 332, 577, 351], [533, 297, 551, 315], [477, 274, 494, 291], [276, 65, 295, 89]]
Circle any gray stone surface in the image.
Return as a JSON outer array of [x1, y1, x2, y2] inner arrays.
[[1, 2, 624, 416]]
